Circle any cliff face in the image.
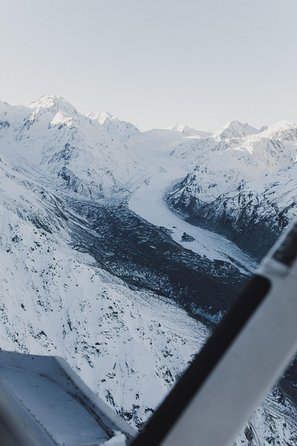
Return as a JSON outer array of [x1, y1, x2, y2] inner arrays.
[[168, 121, 297, 260]]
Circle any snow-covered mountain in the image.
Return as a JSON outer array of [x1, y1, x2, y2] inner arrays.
[[0, 95, 145, 200], [0, 96, 296, 444], [166, 123, 211, 138], [88, 110, 140, 142], [168, 119, 297, 258], [213, 120, 259, 139]]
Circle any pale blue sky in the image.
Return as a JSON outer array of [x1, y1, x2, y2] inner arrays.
[[1, 0, 297, 131]]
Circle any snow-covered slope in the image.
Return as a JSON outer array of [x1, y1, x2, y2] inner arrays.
[[167, 123, 211, 138], [0, 95, 144, 200], [88, 111, 140, 142], [0, 150, 209, 428], [0, 96, 297, 444], [235, 389, 297, 446], [167, 119, 297, 258], [213, 120, 259, 139]]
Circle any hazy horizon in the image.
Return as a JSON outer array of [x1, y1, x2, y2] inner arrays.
[[1, 0, 297, 131]]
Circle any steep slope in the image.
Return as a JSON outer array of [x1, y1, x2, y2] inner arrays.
[[167, 123, 211, 138], [88, 111, 140, 142], [234, 389, 297, 446], [0, 95, 144, 199], [167, 120, 297, 259], [213, 120, 259, 139], [0, 151, 209, 427], [170, 165, 297, 258]]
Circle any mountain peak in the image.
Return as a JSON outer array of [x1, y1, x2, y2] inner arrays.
[[167, 124, 211, 138], [30, 95, 78, 117], [30, 94, 64, 108], [259, 120, 297, 142], [88, 111, 139, 138], [261, 120, 296, 134], [214, 120, 258, 139], [88, 111, 115, 125], [168, 124, 197, 136]]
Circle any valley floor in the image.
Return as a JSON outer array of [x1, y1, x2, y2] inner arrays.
[[128, 163, 257, 274]]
